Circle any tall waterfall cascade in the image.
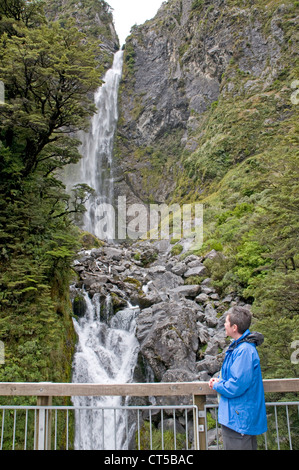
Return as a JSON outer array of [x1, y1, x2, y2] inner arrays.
[[70, 52, 141, 449], [65, 50, 124, 240]]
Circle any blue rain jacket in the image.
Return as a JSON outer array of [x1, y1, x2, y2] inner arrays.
[[213, 329, 267, 436]]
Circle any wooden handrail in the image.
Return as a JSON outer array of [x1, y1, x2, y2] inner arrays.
[[0, 378, 298, 397]]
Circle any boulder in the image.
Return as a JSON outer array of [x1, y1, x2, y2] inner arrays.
[[171, 262, 188, 276], [103, 247, 123, 260], [204, 303, 218, 328], [150, 271, 184, 290], [184, 265, 207, 278], [195, 293, 209, 304], [170, 285, 201, 298], [136, 301, 199, 380], [196, 355, 222, 376]]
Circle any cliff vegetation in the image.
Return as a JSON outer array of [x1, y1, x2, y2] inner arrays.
[[0, 0, 117, 389], [116, 0, 299, 378]]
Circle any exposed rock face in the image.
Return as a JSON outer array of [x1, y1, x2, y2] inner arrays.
[[71, 239, 251, 384], [114, 0, 292, 205]]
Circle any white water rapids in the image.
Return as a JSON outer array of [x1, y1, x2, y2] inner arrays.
[[72, 291, 140, 450], [70, 51, 141, 450]]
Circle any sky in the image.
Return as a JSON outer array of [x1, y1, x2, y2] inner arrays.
[[107, 0, 166, 46]]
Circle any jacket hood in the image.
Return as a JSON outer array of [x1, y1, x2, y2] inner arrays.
[[229, 330, 264, 350], [244, 331, 264, 347]]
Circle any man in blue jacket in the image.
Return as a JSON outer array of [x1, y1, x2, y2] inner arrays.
[[209, 306, 267, 450]]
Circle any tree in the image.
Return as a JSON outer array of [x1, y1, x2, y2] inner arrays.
[[0, 18, 101, 181], [0, 0, 103, 384]]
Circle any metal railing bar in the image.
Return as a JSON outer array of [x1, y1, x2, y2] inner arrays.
[[125, 408, 129, 450], [173, 409, 176, 450], [0, 404, 198, 411], [161, 409, 164, 450], [216, 413, 220, 449], [286, 405, 292, 450], [1, 409, 4, 450], [24, 409, 28, 450], [101, 409, 104, 450], [137, 409, 140, 450], [149, 409, 153, 450], [12, 409, 16, 450], [114, 408, 117, 450], [33, 409, 37, 450], [54, 409, 57, 451], [194, 406, 199, 450], [264, 430, 268, 450], [185, 409, 188, 450], [65, 409, 69, 450], [274, 405, 279, 450], [204, 411, 208, 450], [91, 408, 94, 451], [45, 409, 49, 450]]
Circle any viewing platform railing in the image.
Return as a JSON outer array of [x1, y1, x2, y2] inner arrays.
[[0, 379, 298, 451]]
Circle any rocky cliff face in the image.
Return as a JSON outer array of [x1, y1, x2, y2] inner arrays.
[[115, 0, 297, 205], [109, 0, 299, 386]]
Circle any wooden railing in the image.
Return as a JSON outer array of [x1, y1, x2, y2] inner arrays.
[[1, 378, 298, 397], [0, 379, 298, 450]]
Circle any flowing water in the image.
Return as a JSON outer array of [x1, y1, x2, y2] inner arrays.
[[70, 52, 141, 449], [64, 50, 124, 240], [72, 290, 140, 450]]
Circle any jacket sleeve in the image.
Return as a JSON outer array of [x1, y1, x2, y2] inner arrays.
[[213, 346, 255, 398]]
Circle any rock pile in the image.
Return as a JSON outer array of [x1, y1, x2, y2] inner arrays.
[[71, 239, 251, 386]]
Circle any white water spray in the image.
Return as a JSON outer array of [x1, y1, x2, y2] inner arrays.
[[64, 50, 123, 240], [72, 290, 140, 450]]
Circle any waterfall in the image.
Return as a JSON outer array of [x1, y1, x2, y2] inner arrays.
[[72, 289, 140, 450], [64, 50, 124, 240], [68, 52, 141, 449]]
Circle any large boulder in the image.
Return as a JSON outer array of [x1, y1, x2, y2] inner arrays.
[[136, 301, 199, 381]]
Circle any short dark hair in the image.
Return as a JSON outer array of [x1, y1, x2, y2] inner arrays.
[[227, 306, 252, 334]]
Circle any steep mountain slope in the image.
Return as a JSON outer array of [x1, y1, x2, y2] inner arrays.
[[116, 0, 297, 202], [115, 0, 299, 376]]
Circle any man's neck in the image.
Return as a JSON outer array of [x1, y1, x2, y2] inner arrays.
[[232, 332, 242, 341]]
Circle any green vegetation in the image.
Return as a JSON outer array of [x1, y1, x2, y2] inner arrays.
[[195, 118, 299, 378], [170, 0, 299, 380], [138, 420, 190, 450], [171, 244, 183, 256], [0, 0, 106, 385], [44, 0, 117, 48]]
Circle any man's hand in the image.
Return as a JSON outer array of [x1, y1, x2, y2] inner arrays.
[[209, 377, 219, 389]]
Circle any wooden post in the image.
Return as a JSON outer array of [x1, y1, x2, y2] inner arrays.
[[36, 396, 52, 450], [193, 394, 207, 451]]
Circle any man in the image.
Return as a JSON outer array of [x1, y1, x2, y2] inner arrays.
[[209, 306, 267, 450]]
